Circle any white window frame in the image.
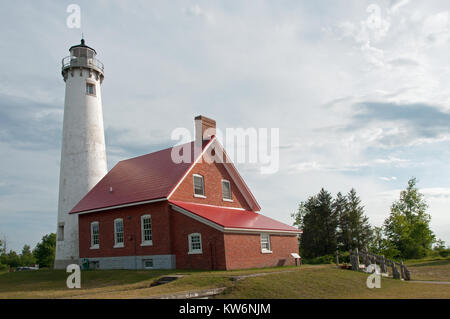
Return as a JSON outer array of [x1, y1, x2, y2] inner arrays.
[[188, 233, 203, 254], [114, 218, 124, 248], [221, 179, 233, 202], [140, 214, 153, 246], [260, 233, 272, 253], [193, 174, 206, 198], [90, 221, 100, 249]]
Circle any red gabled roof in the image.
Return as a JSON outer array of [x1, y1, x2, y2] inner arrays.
[[169, 200, 301, 234], [70, 138, 261, 214], [70, 141, 200, 214]]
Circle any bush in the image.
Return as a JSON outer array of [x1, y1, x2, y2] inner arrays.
[[438, 249, 450, 258], [0, 263, 9, 272], [303, 254, 335, 265]]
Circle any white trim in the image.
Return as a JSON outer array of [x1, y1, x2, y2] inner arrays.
[[188, 233, 203, 254], [260, 233, 272, 253], [221, 179, 232, 201], [192, 174, 205, 197], [178, 202, 246, 211], [167, 138, 216, 199], [141, 214, 153, 246], [217, 140, 261, 211], [114, 218, 124, 248], [72, 197, 167, 215], [90, 221, 100, 249], [169, 203, 301, 235]]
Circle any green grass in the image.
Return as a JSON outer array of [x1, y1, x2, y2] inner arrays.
[[0, 262, 449, 299], [219, 265, 450, 299]]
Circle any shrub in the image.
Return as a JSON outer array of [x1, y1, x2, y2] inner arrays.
[[0, 263, 9, 272], [438, 249, 450, 258]]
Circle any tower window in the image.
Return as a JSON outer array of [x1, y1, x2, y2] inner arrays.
[[86, 83, 96, 96], [57, 224, 64, 241], [193, 174, 205, 197]]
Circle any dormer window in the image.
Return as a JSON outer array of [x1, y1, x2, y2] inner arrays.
[[222, 180, 232, 201], [193, 174, 205, 198]]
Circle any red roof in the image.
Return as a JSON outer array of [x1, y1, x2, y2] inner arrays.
[[70, 138, 261, 214], [170, 200, 300, 233], [70, 141, 198, 213]]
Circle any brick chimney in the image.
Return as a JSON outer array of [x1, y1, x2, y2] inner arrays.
[[195, 115, 216, 143]]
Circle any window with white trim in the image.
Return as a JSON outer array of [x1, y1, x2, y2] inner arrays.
[[260, 233, 271, 253], [90, 221, 99, 249], [188, 233, 202, 254], [193, 174, 205, 197], [114, 218, 124, 247], [141, 214, 152, 246], [222, 179, 232, 201]]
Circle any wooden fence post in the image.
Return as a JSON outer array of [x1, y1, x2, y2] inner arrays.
[[392, 262, 400, 279], [355, 248, 360, 270], [335, 250, 339, 267]]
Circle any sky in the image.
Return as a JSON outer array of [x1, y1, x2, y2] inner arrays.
[[1, 0, 450, 252]]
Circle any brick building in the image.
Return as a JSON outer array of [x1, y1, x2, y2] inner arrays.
[[70, 116, 301, 270]]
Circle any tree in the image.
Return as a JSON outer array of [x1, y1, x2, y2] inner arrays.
[[345, 189, 373, 250], [20, 245, 36, 266], [334, 192, 350, 251], [383, 177, 435, 259], [33, 233, 56, 268], [0, 235, 7, 254], [294, 189, 338, 258]]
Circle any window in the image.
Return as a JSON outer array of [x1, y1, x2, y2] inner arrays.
[[188, 233, 202, 254], [143, 259, 153, 269], [114, 218, 124, 248], [57, 223, 64, 241], [141, 215, 152, 246], [260, 234, 271, 253], [86, 82, 96, 96], [193, 174, 205, 197], [222, 180, 232, 201], [90, 221, 99, 249]]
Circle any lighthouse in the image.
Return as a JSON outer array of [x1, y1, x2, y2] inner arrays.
[[54, 39, 108, 269]]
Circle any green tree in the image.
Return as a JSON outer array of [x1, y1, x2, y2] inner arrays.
[[334, 192, 350, 250], [383, 177, 435, 259], [1, 250, 21, 268], [294, 189, 338, 258], [33, 233, 56, 268], [20, 245, 36, 266], [345, 189, 373, 250]]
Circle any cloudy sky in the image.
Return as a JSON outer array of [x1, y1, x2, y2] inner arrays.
[[1, 0, 450, 252]]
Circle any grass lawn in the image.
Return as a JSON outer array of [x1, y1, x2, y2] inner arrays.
[[0, 261, 449, 299], [407, 258, 450, 282]]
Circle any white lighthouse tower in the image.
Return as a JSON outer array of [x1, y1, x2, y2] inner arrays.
[[55, 39, 108, 269]]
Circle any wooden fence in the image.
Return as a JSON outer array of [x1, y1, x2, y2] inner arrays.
[[341, 248, 410, 281]]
